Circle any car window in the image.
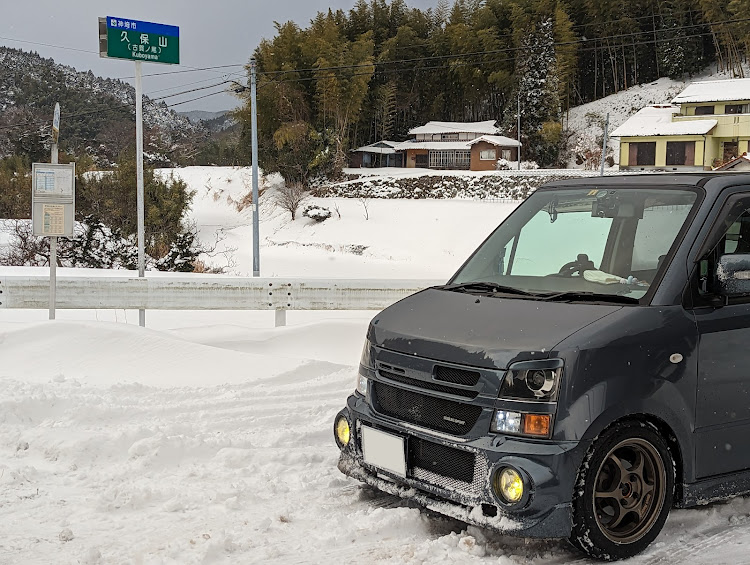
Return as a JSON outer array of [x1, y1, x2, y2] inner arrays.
[[719, 209, 750, 255], [631, 205, 695, 270], [510, 210, 612, 276]]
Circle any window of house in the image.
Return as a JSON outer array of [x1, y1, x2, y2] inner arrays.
[[725, 104, 749, 114], [429, 150, 470, 169], [694, 106, 715, 115], [441, 133, 459, 141], [628, 142, 656, 166], [501, 149, 512, 160], [666, 141, 696, 166], [480, 148, 497, 160]]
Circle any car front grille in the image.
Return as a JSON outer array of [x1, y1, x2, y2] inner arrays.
[[379, 370, 478, 399], [409, 436, 474, 482], [409, 436, 488, 498], [372, 381, 482, 435], [435, 365, 481, 386]]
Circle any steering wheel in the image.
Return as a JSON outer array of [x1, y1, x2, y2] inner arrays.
[[557, 254, 595, 277]]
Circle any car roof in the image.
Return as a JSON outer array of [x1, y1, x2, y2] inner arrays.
[[540, 172, 750, 193]]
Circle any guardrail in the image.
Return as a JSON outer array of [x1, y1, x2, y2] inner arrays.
[[0, 276, 444, 326]]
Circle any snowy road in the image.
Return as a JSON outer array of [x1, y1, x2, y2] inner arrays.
[[3, 319, 750, 565]]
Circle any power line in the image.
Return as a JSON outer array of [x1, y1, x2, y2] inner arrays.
[[117, 63, 246, 80], [146, 74, 235, 95], [383, 7, 706, 55], [0, 34, 241, 81], [0, 18, 741, 135], [1, 11, 730, 85], [255, 27, 724, 90], [165, 90, 231, 107], [257, 15, 744, 79], [0, 36, 97, 55], [151, 81, 230, 101]]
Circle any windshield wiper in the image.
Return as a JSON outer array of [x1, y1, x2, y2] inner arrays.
[[436, 282, 539, 297], [539, 291, 639, 304]]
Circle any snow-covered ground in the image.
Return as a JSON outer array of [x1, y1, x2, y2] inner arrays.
[[3, 167, 750, 564]]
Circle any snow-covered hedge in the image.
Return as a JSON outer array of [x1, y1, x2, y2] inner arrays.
[[0, 218, 201, 272], [302, 204, 332, 222], [313, 172, 584, 200]]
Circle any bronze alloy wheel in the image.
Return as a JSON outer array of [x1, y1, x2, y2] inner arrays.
[[569, 421, 674, 560], [592, 438, 666, 544]]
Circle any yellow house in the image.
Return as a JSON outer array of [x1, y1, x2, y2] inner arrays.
[[612, 78, 750, 171]]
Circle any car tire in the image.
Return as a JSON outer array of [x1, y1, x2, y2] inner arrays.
[[569, 420, 674, 561]]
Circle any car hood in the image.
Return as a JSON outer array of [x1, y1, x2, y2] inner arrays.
[[368, 288, 622, 370]]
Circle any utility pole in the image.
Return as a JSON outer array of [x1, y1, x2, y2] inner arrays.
[[600, 112, 610, 177], [50, 103, 60, 320], [135, 60, 146, 326], [517, 94, 521, 170], [251, 58, 260, 277]]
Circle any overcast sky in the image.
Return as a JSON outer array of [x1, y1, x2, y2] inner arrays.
[[2, 0, 437, 113]]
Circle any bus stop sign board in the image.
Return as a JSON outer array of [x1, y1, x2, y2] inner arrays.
[[104, 16, 179, 65]]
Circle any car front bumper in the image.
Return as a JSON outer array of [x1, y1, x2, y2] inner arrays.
[[335, 395, 587, 539]]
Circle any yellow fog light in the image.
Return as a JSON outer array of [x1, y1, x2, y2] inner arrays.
[[494, 467, 524, 504], [335, 417, 351, 448]]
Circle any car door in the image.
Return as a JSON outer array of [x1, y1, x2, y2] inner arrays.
[[693, 193, 750, 478]]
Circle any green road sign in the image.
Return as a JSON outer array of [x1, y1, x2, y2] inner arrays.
[[101, 17, 179, 65]]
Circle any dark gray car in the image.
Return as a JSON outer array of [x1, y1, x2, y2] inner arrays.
[[333, 173, 750, 560]]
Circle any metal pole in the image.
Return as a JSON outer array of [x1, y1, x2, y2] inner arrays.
[[517, 94, 521, 170], [600, 112, 610, 177], [251, 58, 260, 277], [135, 61, 146, 326], [50, 138, 58, 320]]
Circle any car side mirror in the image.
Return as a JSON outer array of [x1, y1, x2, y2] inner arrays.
[[717, 254, 750, 296]]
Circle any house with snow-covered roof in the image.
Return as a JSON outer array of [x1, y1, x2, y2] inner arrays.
[[395, 120, 520, 170], [349, 141, 403, 168], [613, 78, 750, 171]]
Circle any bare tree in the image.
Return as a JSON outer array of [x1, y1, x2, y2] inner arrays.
[[358, 197, 370, 220], [272, 183, 309, 220]]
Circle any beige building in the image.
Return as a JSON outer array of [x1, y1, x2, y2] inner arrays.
[[613, 78, 750, 171]]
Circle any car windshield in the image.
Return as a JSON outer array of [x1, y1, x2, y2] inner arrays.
[[450, 187, 699, 302]]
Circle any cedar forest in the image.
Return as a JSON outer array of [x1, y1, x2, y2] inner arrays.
[[238, 0, 750, 182]]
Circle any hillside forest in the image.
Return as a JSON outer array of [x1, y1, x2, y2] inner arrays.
[[240, 0, 750, 181]]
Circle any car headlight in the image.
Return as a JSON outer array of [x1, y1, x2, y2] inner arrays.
[[491, 410, 552, 438], [499, 359, 563, 402], [355, 374, 368, 396]]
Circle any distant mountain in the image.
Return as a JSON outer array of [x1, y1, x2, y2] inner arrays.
[[0, 46, 206, 166], [178, 110, 229, 123], [178, 110, 238, 135]]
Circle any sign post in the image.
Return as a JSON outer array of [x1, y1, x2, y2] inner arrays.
[[250, 59, 260, 278], [32, 154, 75, 320], [50, 102, 60, 320], [99, 16, 180, 327]]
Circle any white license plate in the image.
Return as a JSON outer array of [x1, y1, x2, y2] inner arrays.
[[361, 425, 407, 478]]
